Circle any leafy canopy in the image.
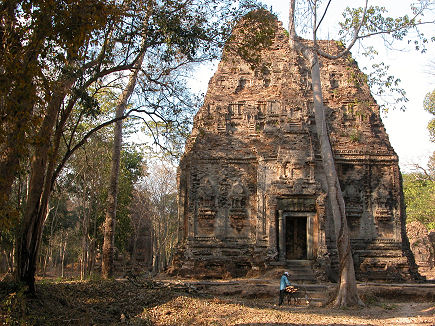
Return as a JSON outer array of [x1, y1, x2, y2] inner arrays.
[[424, 89, 435, 142]]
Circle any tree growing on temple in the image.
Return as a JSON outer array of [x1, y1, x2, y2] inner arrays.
[[287, 0, 433, 307]]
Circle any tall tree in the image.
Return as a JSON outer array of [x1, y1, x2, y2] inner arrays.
[[3, 0, 273, 292], [0, 0, 116, 228], [12, 0, 127, 293], [288, 0, 433, 307], [102, 24, 148, 279]]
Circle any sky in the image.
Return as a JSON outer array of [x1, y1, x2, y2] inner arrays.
[[190, 0, 435, 172]]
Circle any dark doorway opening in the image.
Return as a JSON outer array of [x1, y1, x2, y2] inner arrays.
[[285, 216, 307, 260]]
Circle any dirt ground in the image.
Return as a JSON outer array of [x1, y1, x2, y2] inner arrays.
[[1, 275, 434, 325], [148, 296, 434, 326]]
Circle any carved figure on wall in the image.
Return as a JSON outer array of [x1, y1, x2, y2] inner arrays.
[[198, 178, 216, 208], [280, 154, 307, 181], [197, 178, 217, 229], [231, 182, 246, 209], [281, 161, 291, 179], [343, 183, 363, 215], [343, 183, 363, 236], [373, 182, 393, 220], [229, 182, 248, 232]]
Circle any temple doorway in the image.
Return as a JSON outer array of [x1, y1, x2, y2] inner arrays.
[[285, 216, 307, 260]]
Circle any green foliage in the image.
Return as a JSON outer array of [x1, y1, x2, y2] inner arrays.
[[38, 128, 146, 276], [403, 172, 435, 229], [115, 147, 144, 252], [428, 119, 435, 143], [340, 3, 432, 48], [424, 89, 435, 114], [348, 129, 361, 143], [336, 2, 433, 112], [365, 62, 408, 112], [402, 88, 435, 230], [224, 8, 277, 68], [423, 89, 435, 142]]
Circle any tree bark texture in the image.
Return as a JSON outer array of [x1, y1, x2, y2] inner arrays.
[[16, 80, 72, 293], [310, 53, 362, 307], [102, 50, 145, 278], [288, 0, 362, 307], [101, 112, 122, 278]]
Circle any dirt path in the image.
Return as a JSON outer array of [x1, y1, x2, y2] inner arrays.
[[382, 302, 434, 326], [147, 297, 435, 326]]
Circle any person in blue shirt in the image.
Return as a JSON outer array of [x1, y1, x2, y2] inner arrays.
[[278, 271, 291, 306]]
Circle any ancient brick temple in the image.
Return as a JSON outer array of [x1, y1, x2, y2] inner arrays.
[[173, 19, 418, 281]]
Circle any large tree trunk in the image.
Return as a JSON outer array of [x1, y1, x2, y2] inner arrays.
[[16, 153, 53, 293], [16, 77, 73, 293], [101, 112, 122, 278], [102, 51, 145, 278], [288, 0, 362, 307], [310, 52, 362, 307], [0, 4, 47, 227], [80, 209, 90, 280], [16, 96, 61, 293]]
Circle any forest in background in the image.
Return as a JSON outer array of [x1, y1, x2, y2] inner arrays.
[[403, 88, 435, 230], [0, 120, 180, 279]]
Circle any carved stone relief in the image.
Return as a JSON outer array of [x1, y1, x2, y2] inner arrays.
[[373, 182, 393, 220], [343, 183, 363, 237], [172, 18, 413, 281], [197, 177, 217, 230], [229, 182, 248, 232], [371, 171, 395, 238]]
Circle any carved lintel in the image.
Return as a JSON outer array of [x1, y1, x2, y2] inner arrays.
[[277, 197, 316, 212]]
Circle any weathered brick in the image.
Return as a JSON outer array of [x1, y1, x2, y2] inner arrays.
[[171, 17, 419, 281]]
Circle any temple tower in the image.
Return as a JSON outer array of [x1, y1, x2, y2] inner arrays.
[[172, 17, 418, 281]]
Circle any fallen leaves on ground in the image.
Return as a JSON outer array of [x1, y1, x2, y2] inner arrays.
[[1, 277, 434, 325], [147, 295, 435, 326]]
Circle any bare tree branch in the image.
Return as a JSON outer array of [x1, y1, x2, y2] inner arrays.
[[316, 0, 368, 59]]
